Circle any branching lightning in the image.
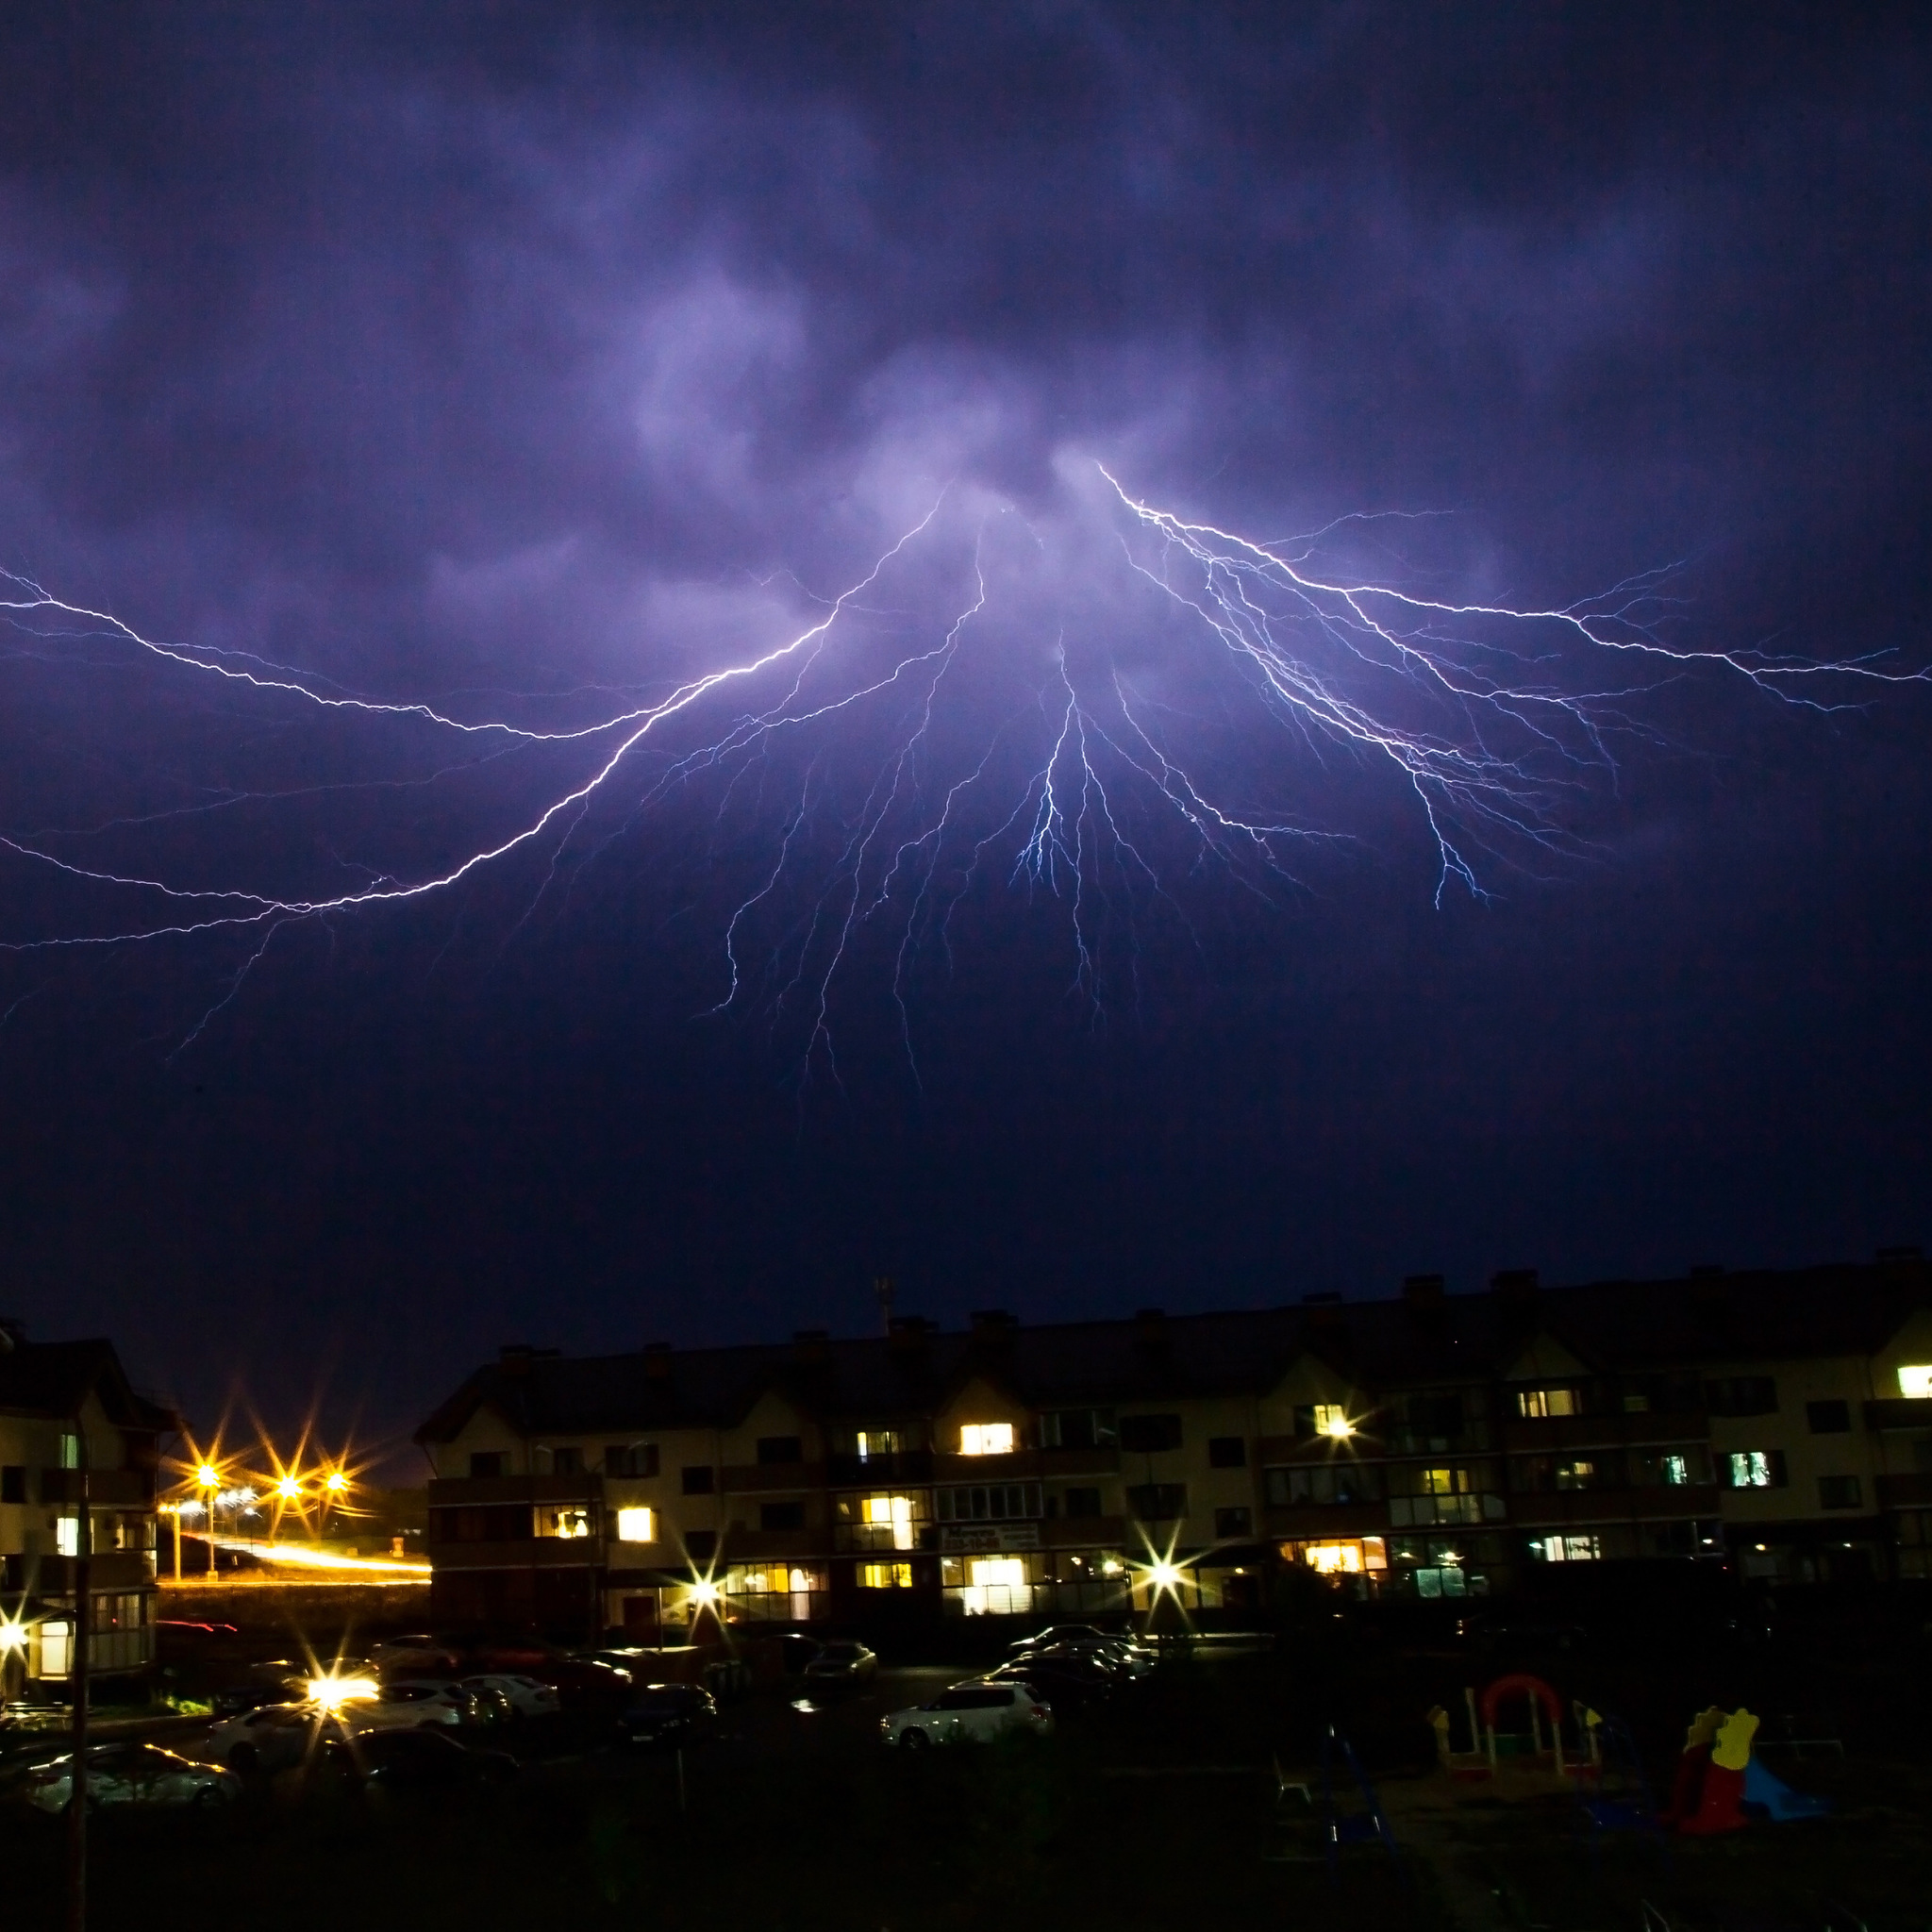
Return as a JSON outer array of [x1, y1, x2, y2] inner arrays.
[[0, 465, 1918, 1074]]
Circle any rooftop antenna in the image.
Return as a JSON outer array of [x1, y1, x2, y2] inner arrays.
[[874, 1274, 895, 1336]]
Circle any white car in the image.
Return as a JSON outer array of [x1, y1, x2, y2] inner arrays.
[[337, 1678, 472, 1731], [881, 1680, 1054, 1748], [21, 1741, 240, 1813], [459, 1672, 560, 1719], [206, 1700, 326, 1774]]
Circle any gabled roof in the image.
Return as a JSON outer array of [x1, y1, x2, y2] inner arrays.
[[0, 1337, 178, 1433], [413, 1255, 1932, 1441]]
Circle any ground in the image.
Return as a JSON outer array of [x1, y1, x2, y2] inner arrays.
[[2, 1591, 1928, 1931]]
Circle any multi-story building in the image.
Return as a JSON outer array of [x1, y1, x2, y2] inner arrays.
[[0, 1325, 177, 1697], [413, 1251, 1932, 1638]]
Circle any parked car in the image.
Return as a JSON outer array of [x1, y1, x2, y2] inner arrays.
[[340, 1678, 475, 1731], [802, 1641, 878, 1689], [616, 1683, 718, 1748], [368, 1634, 463, 1674], [206, 1701, 326, 1774], [20, 1742, 240, 1814], [323, 1728, 520, 1795], [987, 1651, 1113, 1711], [459, 1671, 559, 1719], [1025, 1634, 1153, 1679], [882, 1680, 1054, 1748]]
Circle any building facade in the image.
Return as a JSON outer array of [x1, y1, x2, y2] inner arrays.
[[413, 1253, 1932, 1638], [0, 1327, 176, 1696]]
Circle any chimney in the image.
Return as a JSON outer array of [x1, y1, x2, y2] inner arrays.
[[792, 1328, 830, 1365], [499, 1342, 538, 1377], [874, 1274, 896, 1335], [1491, 1270, 1539, 1325], [642, 1341, 673, 1382], [971, 1309, 1018, 1355], [1402, 1274, 1446, 1310], [1135, 1307, 1168, 1349], [888, 1316, 932, 1363]]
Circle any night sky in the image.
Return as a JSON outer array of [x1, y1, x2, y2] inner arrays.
[[1, 5, 1928, 1459]]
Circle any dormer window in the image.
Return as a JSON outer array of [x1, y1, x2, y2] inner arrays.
[[958, 1423, 1014, 1457]]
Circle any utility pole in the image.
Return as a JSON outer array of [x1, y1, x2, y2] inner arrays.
[[874, 1274, 895, 1336], [66, 1416, 92, 1932]]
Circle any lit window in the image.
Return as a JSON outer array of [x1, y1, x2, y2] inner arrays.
[[1724, 1451, 1782, 1490], [1899, 1365, 1932, 1399], [860, 1561, 913, 1589], [538, 1507, 593, 1539], [1533, 1534, 1600, 1562], [1421, 1467, 1469, 1496], [1303, 1541, 1363, 1574], [860, 1494, 915, 1550], [856, 1429, 900, 1461], [1311, 1404, 1353, 1439], [614, 1507, 655, 1544], [56, 1516, 80, 1557], [958, 1423, 1014, 1457], [1555, 1459, 1595, 1491], [1517, 1388, 1577, 1419], [1661, 1454, 1690, 1485]]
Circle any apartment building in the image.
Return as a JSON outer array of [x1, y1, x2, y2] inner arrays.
[[413, 1252, 1932, 1638], [0, 1326, 177, 1696]]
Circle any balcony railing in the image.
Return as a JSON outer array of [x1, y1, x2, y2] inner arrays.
[[825, 1450, 936, 1487], [39, 1469, 157, 1507], [426, 1473, 602, 1505], [1866, 1398, 1932, 1431], [1262, 1502, 1389, 1539], [1502, 1411, 1710, 1453], [1875, 1472, 1932, 1507], [1509, 1484, 1720, 1528], [722, 1461, 828, 1494]]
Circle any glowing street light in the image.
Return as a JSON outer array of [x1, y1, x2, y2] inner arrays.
[[323, 1471, 348, 1495]]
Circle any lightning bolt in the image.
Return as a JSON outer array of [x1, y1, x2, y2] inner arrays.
[[1, 466, 1917, 1069]]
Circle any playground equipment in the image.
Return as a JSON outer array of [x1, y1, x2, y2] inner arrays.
[[1658, 1706, 1831, 1834], [1429, 1674, 1607, 1780], [1319, 1724, 1400, 1881]]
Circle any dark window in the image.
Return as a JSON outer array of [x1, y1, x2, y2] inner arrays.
[[681, 1465, 715, 1494], [1063, 1487, 1103, 1519], [1806, 1400, 1851, 1435], [1120, 1413, 1183, 1453], [1040, 1408, 1119, 1450], [1406, 1393, 1463, 1441], [1214, 1507, 1252, 1538], [0, 1466, 24, 1504], [684, 1530, 717, 1559], [604, 1443, 659, 1476], [760, 1501, 806, 1531], [1818, 1474, 1863, 1510], [936, 1483, 1042, 1522], [1264, 1464, 1384, 1507], [1126, 1483, 1188, 1521], [1207, 1436, 1247, 1468], [550, 1446, 583, 1474], [468, 1452, 507, 1478], [1705, 1376, 1779, 1417], [756, 1436, 804, 1465]]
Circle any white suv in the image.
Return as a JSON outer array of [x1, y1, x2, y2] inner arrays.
[[338, 1679, 472, 1732], [882, 1680, 1054, 1748]]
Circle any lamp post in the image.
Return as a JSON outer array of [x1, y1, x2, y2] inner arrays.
[[65, 1417, 91, 1932], [195, 1466, 220, 1577]]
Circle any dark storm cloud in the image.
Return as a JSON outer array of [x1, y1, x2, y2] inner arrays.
[[0, 4, 1927, 1447]]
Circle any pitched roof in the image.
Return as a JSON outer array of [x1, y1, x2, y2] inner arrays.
[[414, 1255, 1932, 1441], [0, 1337, 179, 1432]]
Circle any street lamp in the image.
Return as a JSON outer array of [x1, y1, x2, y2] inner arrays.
[[195, 1466, 220, 1576]]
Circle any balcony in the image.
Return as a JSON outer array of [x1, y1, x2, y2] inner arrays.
[[1875, 1473, 1932, 1507], [718, 1527, 820, 1562], [933, 1449, 1040, 1483], [1263, 1502, 1390, 1540], [1510, 1484, 1720, 1528], [426, 1538, 603, 1571], [723, 1461, 828, 1494], [825, 1450, 936, 1487], [1502, 1411, 1709, 1454], [22, 1551, 158, 1592], [1865, 1398, 1932, 1431], [1038, 1445, 1122, 1478], [426, 1473, 602, 1506], [1042, 1514, 1127, 1549], [39, 1469, 157, 1507]]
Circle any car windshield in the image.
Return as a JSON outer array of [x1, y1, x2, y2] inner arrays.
[[819, 1644, 861, 1659]]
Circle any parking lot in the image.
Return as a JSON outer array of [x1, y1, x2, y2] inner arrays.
[[4, 1600, 1931, 1932]]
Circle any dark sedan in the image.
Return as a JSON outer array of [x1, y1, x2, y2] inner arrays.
[[616, 1683, 718, 1747]]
